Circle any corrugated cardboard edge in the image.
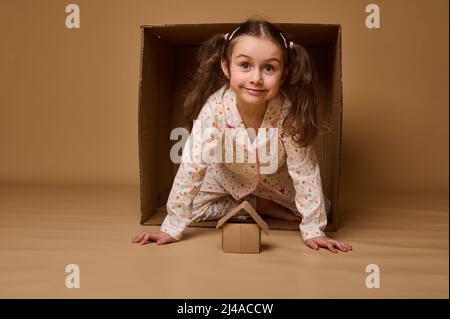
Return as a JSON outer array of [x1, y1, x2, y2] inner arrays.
[[216, 201, 269, 235], [138, 26, 146, 225], [139, 23, 341, 28], [333, 24, 343, 232]]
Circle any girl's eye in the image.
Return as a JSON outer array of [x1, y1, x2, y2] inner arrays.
[[239, 63, 276, 72], [240, 63, 250, 69]]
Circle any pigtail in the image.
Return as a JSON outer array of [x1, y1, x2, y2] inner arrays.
[[282, 43, 331, 147], [182, 33, 229, 130]]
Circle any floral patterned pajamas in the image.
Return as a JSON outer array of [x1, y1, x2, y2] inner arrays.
[[191, 186, 331, 223], [161, 84, 329, 242], [191, 192, 258, 222]]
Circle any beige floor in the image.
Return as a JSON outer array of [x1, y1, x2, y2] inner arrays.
[[0, 184, 448, 298]]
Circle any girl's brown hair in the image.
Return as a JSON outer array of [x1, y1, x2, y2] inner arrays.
[[182, 17, 331, 147]]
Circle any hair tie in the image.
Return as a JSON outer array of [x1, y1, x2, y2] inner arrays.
[[224, 27, 240, 41], [279, 32, 294, 50], [229, 27, 240, 40]]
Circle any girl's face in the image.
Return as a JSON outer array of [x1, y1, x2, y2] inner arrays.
[[221, 35, 287, 110]]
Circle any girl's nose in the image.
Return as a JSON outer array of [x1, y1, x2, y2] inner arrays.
[[251, 72, 263, 84]]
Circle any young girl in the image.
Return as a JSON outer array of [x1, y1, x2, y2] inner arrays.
[[132, 18, 352, 253]]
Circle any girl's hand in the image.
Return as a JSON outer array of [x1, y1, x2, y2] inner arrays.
[[131, 231, 176, 245], [305, 236, 352, 253]]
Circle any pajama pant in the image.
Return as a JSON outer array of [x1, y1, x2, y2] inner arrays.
[[192, 192, 259, 222], [191, 187, 332, 223]]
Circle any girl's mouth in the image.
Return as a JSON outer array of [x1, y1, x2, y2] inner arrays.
[[245, 88, 268, 95]]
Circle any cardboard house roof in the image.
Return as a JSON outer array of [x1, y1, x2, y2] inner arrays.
[[216, 201, 269, 235]]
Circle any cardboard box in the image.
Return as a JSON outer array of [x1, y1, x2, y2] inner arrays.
[[216, 201, 270, 254], [138, 23, 343, 233]]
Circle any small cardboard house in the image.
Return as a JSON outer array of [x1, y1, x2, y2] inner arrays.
[[216, 201, 269, 254]]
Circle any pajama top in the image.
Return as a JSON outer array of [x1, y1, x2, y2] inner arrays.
[[160, 84, 328, 242]]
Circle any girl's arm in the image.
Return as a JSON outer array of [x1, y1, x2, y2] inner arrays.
[[282, 137, 328, 242], [160, 100, 220, 241], [283, 137, 352, 253]]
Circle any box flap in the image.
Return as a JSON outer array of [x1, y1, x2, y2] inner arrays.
[[139, 23, 340, 46]]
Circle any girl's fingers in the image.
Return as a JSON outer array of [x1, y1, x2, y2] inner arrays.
[[133, 232, 170, 245], [333, 241, 348, 252], [306, 240, 319, 250], [306, 237, 352, 253], [343, 242, 353, 250], [132, 232, 146, 243], [140, 233, 154, 245], [138, 234, 148, 245], [326, 242, 338, 253], [326, 238, 352, 252], [339, 241, 352, 250], [329, 239, 343, 251], [131, 232, 141, 242]]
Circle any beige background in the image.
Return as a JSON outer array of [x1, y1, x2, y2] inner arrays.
[[0, 0, 448, 298], [0, 0, 448, 198]]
